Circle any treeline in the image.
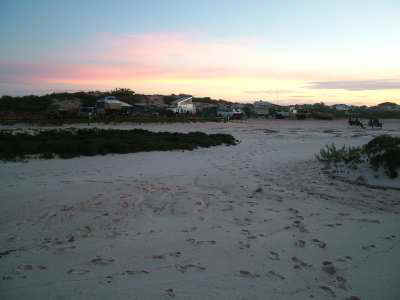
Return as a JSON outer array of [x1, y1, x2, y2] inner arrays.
[[0, 95, 54, 113], [0, 89, 231, 113], [192, 97, 230, 105], [0, 88, 144, 112], [292, 103, 400, 120]]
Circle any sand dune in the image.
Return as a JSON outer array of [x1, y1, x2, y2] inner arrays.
[[1, 119, 399, 299]]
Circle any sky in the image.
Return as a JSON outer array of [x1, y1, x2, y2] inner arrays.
[[1, 0, 400, 105]]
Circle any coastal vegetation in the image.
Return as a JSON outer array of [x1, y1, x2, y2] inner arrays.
[[0, 128, 237, 161], [0, 115, 223, 126], [316, 135, 400, 178], [1, 90, 399, 123]]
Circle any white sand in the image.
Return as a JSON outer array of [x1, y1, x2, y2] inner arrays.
[[1, 119, 399, 299]]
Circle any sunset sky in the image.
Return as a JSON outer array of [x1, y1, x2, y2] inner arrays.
[[1, 0, 400, 105]]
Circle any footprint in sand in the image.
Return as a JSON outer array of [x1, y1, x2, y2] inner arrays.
[[234, 217, 253, 226], [169, 251, 182, 258], [383, 234, 396, 240], [247, 201, 259, 207], [321, 261, 336, 275], [238, 240, 251, 249], [354, 218, 381, 224], [288, 208, 300, 214], [175, 264, 206, 273], [295, 239, 306, 248], [336, 256, 352, 263], [336, 275, 349, 291], [186, 238, 216, 246], [311, 238, 327, 249], [125, 270, 150, 275], [67, 269, 90, 275], [361, 244, 376, 251], [17, 264, 34, 271], [268, 251, 280, 261], [91, 256, 115, 265], [319, 285, 336, 297], [266, 270, 285, 281], [292, 220, 309, 233], [239, 270, 260, 278], [324, 223, 343, 228], [165, 288, 175, 298], [292, 256, 312, 269], [181, 226, 197, 233], [221, 205, 234, 212]]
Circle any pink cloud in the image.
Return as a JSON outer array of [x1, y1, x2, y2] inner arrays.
[[1, 33, 280, 87], [3, 32, 397, 99]]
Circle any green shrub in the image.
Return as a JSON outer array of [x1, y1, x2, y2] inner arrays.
[[316, 135, 400, 178], [0, 128, 237, 161], [363, 135, 400, 178], [316, 143, 363, 169]]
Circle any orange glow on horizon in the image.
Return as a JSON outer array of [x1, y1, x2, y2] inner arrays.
[[2, 33, 399, 105]]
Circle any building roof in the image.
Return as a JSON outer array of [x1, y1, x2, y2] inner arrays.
[[254, 100, 275, 107], [171, 96, 193, 106], [99, 97, 132, 107]]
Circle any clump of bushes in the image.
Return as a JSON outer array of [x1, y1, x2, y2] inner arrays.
[[0, 128, 237, 161], [316, 144, 363, 169], [316, 135, 400, 178], [363, 135, 400, 178], [0, 115, 223, 126]]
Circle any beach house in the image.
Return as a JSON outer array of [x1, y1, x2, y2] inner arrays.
[[168, 95, 196, 114], [96, 96, 132, 114], [254, 100, 274, 118]]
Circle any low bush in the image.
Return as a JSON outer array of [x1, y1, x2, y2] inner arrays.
[[363, 135, 400, 178], [316, 144, 363, 169], [0, 115, 223, 126], [316, 135, 400, 178], [0, 128, 237, 161]]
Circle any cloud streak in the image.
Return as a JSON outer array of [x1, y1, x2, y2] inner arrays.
[[308, 79, 400, 91], [2, 32, 400, 104], [0, 33, 341, 88], [243, 89, 293, 94]]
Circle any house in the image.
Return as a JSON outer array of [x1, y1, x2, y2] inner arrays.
[[289, 106, 298, 117], [54, 98, 81, 113], [216, 106, 244, 120], [376, 102, 400, 111], [253, 100, 274, 117], [96, 96, 132, 114], [168, 95, 196, 114], [254, 100, 275, 107], [145, 95, 166, 107], [332, 104, 350, 111], [79, 105, 96, 116], [194, 102, 218, 112]]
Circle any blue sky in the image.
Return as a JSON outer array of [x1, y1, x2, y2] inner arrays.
[[1, 0, 399, 104]]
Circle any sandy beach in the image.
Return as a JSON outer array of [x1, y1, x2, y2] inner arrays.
[[1, 119, 399, 299]]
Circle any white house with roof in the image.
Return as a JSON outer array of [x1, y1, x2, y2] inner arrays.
[[168, 96, 196, 114], [96, 96, 132, 114], [253, 100, 275, 117]]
